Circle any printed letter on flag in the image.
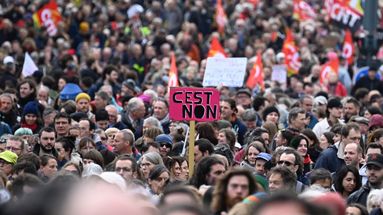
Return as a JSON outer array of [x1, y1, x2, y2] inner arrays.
[[33, 0, 62, 37]]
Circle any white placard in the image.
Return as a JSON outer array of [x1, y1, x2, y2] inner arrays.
[[203, 57, 247, 87], [271, 65, 287, 84]]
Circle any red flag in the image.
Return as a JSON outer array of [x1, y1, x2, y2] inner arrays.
[[282, 29, 301, 76], [215, 0, 228, 34], [293, 0, 316, 21], [32, 0, 62, 37], [208, 36, 227, 58], [320, 57, 339, 84], [342, 30, 354, 65], [246, 53, 264, 90], [168, 53, 179, 89]]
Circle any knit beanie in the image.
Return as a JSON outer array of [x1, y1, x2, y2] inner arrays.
[[75, 93, 91, 103], [262, 106, 280, 121], [22, 101, 39, 116], [14, 128, 33, 136]]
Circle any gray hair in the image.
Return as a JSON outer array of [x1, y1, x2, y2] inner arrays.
[[288, 107, 306, 123], [127, 97, 144, 112], [119, 129, 135, 144], [242, 109, 257, 122], [139, 152, 163, 166], [143, 117, 163, 131], [367, 189, 383, 213]]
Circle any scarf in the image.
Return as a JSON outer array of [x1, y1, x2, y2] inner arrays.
[[21, 122, 38, 132]]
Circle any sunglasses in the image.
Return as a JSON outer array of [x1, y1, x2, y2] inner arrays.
[[277, 160, 295, 167], [160, 143, 172, 148]]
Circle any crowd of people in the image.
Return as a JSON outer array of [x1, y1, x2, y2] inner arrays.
[[0, 0, 383, 215]]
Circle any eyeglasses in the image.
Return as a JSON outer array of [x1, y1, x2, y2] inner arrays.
[[277, 160, 295, 167], [6, 146, 22, 151]]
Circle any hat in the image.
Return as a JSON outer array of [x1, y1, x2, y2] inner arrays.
[[14, 128, 33, 136], [79, 22, 90, 34], [256, 152, 272, 161], [99, 172, 127, 190], [314, 96, 327, 105], [262, 106, 280, 121], [369, 114, 383, 130], [122, 79, 141, 94], [75, 93, 91, 103], [82, 163, 103, 177], [0, 150, 18, 164], [22, 101, 39, 116], [155, 134, 173, 145], [352, 116, 369, 126], [234, 142, 242, 149], [127, 4, 144, 18], [60, 83, 82, 101], [327, 98, 342, 109], [236, 88, 251, 98], [276, 52, 285, 62], [366, 153, 383, 168], [3, 56, 14, 65]]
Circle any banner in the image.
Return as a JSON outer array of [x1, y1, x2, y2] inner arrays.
[[168, 53, 179, 89], [282, 28, 301, 76], [325, 0, 364, 31], [208, 36, 227, 58], [246, 53, 264, 90], [293, 0, 317, 22], [169, 87, 220, 122], [22, 52, 39, 77], [320, 57, 339, 84], [215, 0, 228, 34], [203, 57, 247, 87], [32, 0, 62, 36], [342, 30, 354, 65]]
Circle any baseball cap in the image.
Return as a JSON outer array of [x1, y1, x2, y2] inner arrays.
[[236, 88, 252, 98], [351, 116, 369, 126], [0, 150, 18, 164], [3, 56, 14, 65], [314, 96, 327, 106], [255, 152, 272, 162], [366, 154, 383, 168]]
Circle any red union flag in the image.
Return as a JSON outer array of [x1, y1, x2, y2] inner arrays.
[[320, 57, 339, 84], [246, 53, 264, 90], [215, 0, 228, 34], [282, 28, 301, 76], [32, 0, 62, 36], [293, 0, 316, 21], [208, 36, 227, 58], [342, 30, 354, 65], [168, 53, 179, 89]]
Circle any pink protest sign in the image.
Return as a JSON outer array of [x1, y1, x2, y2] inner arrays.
[[169, 87, 220, 122]]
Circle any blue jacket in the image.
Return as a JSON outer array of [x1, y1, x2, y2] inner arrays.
[[314, 145, 345, 173]]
